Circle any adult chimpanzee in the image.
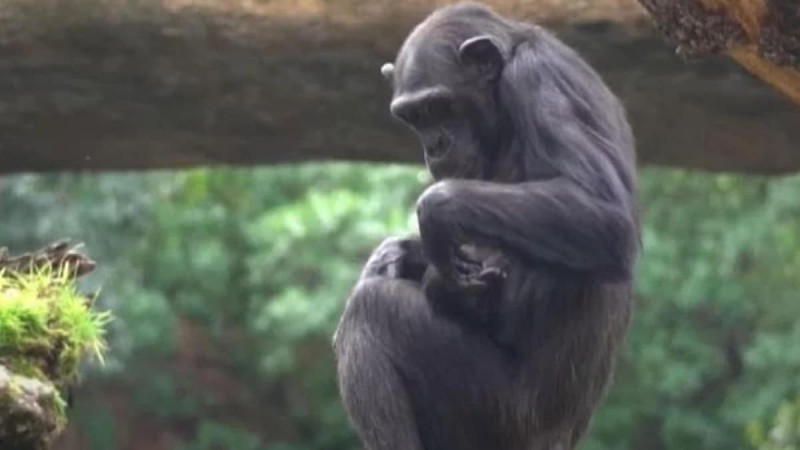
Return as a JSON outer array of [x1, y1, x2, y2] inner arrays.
[[332, 3, 640, 450]]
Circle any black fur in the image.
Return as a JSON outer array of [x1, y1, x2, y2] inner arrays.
[[333, 3, 640, 449]]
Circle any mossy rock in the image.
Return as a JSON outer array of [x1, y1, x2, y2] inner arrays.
[[0, 243, 111, 450], [0, 365, 65, 450]]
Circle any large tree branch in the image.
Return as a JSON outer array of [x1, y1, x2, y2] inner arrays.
[[0, 0, 798, 175], [637, 0, 800, 104]]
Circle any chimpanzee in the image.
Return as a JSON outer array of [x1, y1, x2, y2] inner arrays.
[[332, 3, 640, 449]]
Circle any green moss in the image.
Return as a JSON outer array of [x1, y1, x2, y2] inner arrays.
[[0, 264, 111, 447], [0, 264, 112, 390]]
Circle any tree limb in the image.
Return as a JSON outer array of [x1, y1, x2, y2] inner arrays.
[[0, 0, 799, 175], [638, 0, 800, 104]]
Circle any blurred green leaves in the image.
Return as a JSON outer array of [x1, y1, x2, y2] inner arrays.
[[2, 164, 800, 450], [748, 396, 800, 450]]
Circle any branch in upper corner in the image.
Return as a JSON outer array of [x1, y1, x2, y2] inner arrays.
[[636, 0, 747, 57], [637, 0, 800, 104], [758, 0, 799, 68]]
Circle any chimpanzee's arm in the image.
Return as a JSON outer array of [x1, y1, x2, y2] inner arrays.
[[416, 178, 637, 282]]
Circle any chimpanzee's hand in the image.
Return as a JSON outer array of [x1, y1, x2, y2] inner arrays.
[[449, 245, 508, 296], [360, 236, 428, 282]]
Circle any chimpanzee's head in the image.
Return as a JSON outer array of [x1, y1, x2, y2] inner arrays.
[[381, 4, 514, 180]]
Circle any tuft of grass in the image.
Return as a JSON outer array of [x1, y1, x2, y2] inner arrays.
[[0, 264, 112, 388]]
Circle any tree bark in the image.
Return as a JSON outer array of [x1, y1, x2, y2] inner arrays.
[[0, 240, 95, 278], [638, 0, 800, 104], [0, 0, 799, 175]]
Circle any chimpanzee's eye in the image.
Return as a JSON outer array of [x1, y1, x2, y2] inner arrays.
[[391, 92, 457, 129]]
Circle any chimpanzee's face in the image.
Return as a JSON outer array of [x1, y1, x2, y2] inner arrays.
[[382, 32, 506, 180]]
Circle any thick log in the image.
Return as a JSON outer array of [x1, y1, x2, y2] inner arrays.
[[0, 0, 799, 175]]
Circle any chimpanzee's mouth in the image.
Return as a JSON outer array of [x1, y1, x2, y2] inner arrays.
[[424, 134, 452, 159], [425, 145, 449, 159]]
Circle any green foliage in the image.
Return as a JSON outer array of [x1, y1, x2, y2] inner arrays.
[[1, 163, 426, 450], [2, 163, 800, 450], [178, 421, 263, 450], [747, 396, 800, 450], [584, 170, 800, 450]]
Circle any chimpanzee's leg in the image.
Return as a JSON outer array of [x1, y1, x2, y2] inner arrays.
[[333, 276, 511, 450], [359, 236, 427, 282], [333, 278, 426, 450]]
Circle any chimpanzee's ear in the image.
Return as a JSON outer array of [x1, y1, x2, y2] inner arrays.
[[380, 63, 395, 80], [458, 35, 504, 81]]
